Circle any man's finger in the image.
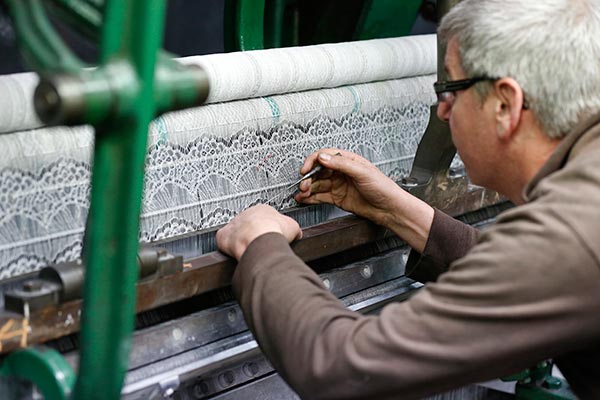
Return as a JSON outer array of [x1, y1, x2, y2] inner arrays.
[[309, 178, 333, 194], [296, 192, 333, 205], [300, 148, 348, 175], [316, 152, 372, 181]]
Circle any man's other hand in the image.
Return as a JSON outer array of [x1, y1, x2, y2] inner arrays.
[[216, 205, 302, 261]]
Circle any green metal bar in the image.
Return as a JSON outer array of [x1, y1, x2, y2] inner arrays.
[[264, 0, 285, 48], [71, 1, 166, 398], [47, 0, 103, 40], [224, 0, 266, 51], [5, 0, 206, 398], [7, 0, 83, 72], [0, 347, 75, 400], [354, 0, 422, 40]]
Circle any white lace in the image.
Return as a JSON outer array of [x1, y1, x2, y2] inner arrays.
[[0, 36, 436, 279]]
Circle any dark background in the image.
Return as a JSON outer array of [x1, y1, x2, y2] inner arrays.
[[0, 0, 436, 75]]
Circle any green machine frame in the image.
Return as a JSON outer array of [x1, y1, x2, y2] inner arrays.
[[224, 0, 423, 51], [0, 1, 208, 399]]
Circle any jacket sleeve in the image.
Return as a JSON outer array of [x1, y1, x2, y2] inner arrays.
[[406, 208, 479, 283], [232, 203, 600, 400]]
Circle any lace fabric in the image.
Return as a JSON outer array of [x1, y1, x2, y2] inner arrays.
[[0, 76, 435, 278], [0, 35, 437, 279]]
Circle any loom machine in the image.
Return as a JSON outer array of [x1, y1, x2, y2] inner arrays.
[[0, 0, 558, 399]]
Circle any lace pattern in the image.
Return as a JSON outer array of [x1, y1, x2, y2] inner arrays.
[[0, 75, 435, 278]]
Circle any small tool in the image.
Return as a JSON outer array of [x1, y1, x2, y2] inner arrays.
[[265, 152, 341, 204], [283, 164, 323, 192], [265, 165, 322, 204]]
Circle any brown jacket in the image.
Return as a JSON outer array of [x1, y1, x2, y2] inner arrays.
[[232, 112, 600, 399]]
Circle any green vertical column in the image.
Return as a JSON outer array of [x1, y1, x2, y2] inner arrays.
[[72, 1, 166, 399], [224, 0, 266, 51]]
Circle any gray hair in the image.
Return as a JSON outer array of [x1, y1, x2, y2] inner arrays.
[[439, 0, 600, 139]]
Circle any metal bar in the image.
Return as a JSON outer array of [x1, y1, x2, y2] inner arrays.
[[224, 0, 266, 51], [120, 276, 420, 399], [72, 1, 167, 399], [0, 215, 394, 355], [0, 199, 509, 355], [7, 0, 83, 72], [47, 0, 103, 39]]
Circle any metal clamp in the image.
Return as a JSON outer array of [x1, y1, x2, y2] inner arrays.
[[4, 247, 182, 315]]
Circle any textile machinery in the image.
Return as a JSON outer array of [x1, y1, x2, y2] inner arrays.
[[0, 1, 565, 399]]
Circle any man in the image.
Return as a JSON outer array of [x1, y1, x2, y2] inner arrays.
[[216, 0, 600, 398]]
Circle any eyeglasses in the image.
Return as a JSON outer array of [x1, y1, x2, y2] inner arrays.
[[434, 77, 496, 105], [434, 76, 530, 109]]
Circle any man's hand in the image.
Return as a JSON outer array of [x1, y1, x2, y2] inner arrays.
[[216, 204, 302, 261], [295, 149, 405, 225], [294, 149, 434, 253]]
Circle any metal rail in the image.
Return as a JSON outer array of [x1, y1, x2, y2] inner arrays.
[[0, 215, 395, 355]]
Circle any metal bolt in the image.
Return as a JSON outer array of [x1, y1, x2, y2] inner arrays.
[[218, 371, 235, 387], [23, 280, 43, 292], [192, 381, 209, 398], [360, 265, 373, 279], [322, 278, 331, 289], [39, 83, 60, 107], [34, 80, 62, 124], [542, 377, 562, 390], [158, 376, 180, 399], [400, 176, 420, 188], [243, 362, 260, 377], [227, 309, 237, 323], [172, 328, 183, 341]]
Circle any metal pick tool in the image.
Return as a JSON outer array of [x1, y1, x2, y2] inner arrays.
[[265, 152, 341, 204], [265, 165, 323, 204], [284, 164, 323, 192]]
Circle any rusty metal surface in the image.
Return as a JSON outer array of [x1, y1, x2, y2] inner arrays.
[[0, 182, 505, 355], [414, 171, 505, 216], [0, 215, 390, 354]]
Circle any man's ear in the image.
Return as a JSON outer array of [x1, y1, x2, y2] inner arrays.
[[493, 77, 525, 141]]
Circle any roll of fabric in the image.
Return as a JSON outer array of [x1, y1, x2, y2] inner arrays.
[[0, 72, 41, 134], [0, 34, 435, 134], [182, 34, 436, 103]]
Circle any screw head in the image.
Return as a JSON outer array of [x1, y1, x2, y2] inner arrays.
[[243, 362, 260, 377], [360, 265, 373, 278], [218, 371, 235, 387], [227, 309, 237, 322]]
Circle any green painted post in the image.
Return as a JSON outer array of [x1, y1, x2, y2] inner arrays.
[[72, 1, 167, 399], [224, 0, 266, 51], [6, 1, 207, 398], [355, 0, 422, 40]]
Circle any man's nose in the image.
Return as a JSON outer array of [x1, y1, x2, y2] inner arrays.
[[436, 100, 451, 122]]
